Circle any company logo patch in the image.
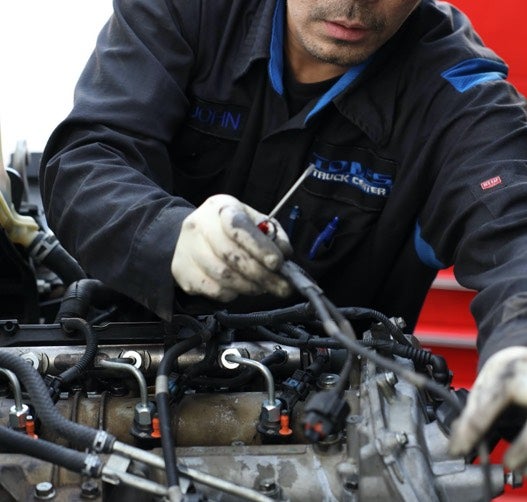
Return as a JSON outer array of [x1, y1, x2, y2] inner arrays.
[[480, 176, 502, 190], [312, 153, 393, 197], [188, 97, 248, 140]]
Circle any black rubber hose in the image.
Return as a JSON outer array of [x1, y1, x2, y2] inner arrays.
[[174, 338, 220, 394], [215, 303, 314, 327], [58, 317, 98, 384], [278, 323, 318, 340], [0, 426, 101, 476], [366, 339, 451, 385], [216, 304, 408, 346], [157, 335, 204, 489], [0, 351, 115, 452], [156, 316, 213, 489], [335, 352, 353, 395], [253, 325, 342, 349], [28, 231, 86, 287], [338, 306, 410, 346], [55, 278, 121, 323]]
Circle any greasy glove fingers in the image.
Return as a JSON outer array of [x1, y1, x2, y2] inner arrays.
[[449, 346, 527, 458], [241, 204, 294, 257], [219, 204, 292, 269], [206, 212, 291, 297], [193, 245, 263, 298], [172, 194, 292, 300], [449, 376, 509, 457], [172, 225, 260, 299]]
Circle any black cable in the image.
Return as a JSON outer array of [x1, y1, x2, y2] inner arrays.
[[0, 350, 115, 452], [155, 315, 213, 489], [338, 306, 410, 346], [335, 353, 353, 395], [54, 278, 121, 323], [277, 323, 313, 340], [0, 426, 101, 476], [364, 339, 451, 385], [322, 296, 356, 340], [308, 292, 460, 408], [215, 303, 314, 327], [169, 338, 220, 397], [253, 325, 342, 349], [58, 318, 98, 384]]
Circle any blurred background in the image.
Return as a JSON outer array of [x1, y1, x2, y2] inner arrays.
[[0, 1, 113, 157]]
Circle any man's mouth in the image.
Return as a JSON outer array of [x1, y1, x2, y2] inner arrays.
[[323, 20, 371, 42]]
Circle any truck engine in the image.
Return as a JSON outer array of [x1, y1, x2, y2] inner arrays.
[[0, 144, 519, 501]]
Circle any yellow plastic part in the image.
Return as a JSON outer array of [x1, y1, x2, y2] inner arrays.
[[0, 125, 39, 248], [0, 191, 39, 248]]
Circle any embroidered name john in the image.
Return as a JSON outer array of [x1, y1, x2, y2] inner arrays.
[[188, 97, 248, 140]]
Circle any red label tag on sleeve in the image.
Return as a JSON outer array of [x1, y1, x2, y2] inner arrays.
[[480, 176, 502, 190]]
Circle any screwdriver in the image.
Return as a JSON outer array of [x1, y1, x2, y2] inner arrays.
[[257, 163, 315, 236]]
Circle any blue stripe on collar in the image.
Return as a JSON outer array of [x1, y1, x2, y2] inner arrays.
[[305, 59, 370, 123], [268, 0, 285, 95]]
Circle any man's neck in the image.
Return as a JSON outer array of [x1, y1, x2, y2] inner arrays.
[[284, 33, 350, 83], [285, 44, 349, 83]]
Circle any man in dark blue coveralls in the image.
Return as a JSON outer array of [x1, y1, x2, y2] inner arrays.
[[40, 0, 527, 469]]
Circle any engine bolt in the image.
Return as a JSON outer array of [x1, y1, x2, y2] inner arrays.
[[109, 382, 128, 397], [80, 480, 100, 499], [385, 372, 398, 387], [258, 478, 281, 498], [396, 432, 408, 446], [34, 481, 56, 500], [317, 373, 340, 389]]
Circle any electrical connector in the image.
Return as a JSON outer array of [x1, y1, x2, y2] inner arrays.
[[302, 389, 350, 442]]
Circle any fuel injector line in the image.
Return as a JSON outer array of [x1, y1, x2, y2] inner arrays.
[[188, 349, 288, 390], [0, 425, 102, 476], [0, 350, 115, 452], [0, 368, 24, 411], [99, 359, 149, 408], [224, 353, 278, 406], [109, 442, 275, 502]]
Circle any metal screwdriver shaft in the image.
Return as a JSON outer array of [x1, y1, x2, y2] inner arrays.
[[258, 163, 315, 235]]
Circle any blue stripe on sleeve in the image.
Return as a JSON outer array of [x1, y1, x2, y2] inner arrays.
[[414, 223, 445, 269], [441, 58, 508, 93]]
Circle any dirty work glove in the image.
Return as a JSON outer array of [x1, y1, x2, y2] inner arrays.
[[449, 346, 527, 469], [171, 194, 292, 301]]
